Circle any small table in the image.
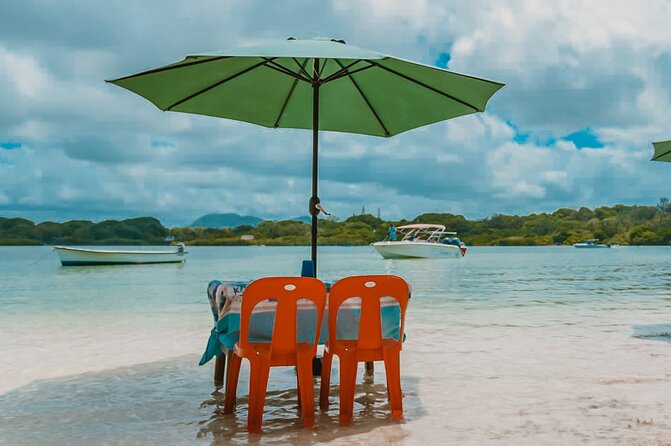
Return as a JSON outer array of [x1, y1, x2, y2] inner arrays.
[[201, 280, 405, 387]]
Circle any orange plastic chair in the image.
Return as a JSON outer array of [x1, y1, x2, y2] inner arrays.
[[319, 275, 409, 424], [223, 277, 327, 433]]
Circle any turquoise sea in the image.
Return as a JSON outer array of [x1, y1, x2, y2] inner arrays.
[[1, 246, 671, 445]]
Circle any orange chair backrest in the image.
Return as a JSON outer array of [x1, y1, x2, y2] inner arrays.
[[328, 275, 409, 351], [240, 277, 327, 356]]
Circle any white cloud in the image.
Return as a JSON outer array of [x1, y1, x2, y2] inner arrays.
[[0, 46, 48, 98], [56, 185, 81, 201], [540, 170, 568, 186]]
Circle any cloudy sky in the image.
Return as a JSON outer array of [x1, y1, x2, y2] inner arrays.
[[2, 0, 671, 226]]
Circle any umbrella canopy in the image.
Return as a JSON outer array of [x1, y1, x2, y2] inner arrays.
[[652, 140, 671, 162], [107, 38, 504, 274]]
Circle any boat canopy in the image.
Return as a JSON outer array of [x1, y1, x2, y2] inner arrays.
[[397, 224, 446, 231]]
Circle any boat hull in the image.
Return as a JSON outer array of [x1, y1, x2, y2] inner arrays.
[[574, 244, 610, 248], [54, 247, 186, 266], [372, 241, 465, 259]]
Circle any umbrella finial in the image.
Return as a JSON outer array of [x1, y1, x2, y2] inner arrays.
[[287, 36, 346, 45]]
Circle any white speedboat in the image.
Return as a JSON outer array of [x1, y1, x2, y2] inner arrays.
[[54, 243, 187, 266], [573, 239, 611, 249], [372, 224, 467, 259]]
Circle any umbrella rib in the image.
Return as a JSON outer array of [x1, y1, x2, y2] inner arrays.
[[368, 61, 481, 112], [264, 64, 311, 83], [263, 58, 312, 83], [274, 59, 309, 128], [334, 60, 390, 137], [292, 58, 311, 79], [107, 56, 231, 83], [323, 62, 374, 84], [345, 64, 375, 77], [321, 59, 361, 83], [318, 59, 328, 78], [165, 59, 273, 111], [652, 149, 671, 161]]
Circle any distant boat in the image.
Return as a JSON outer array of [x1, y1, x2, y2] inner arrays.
[[54, 243, 187, 266], [573, 239, 611, 249], [371, 224, 467, 259]]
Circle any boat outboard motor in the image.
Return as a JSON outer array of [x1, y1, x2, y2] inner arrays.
[[177, 242, 185, 253]]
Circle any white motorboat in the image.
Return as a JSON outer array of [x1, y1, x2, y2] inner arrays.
[[573, 239, 611, 249], [371, 224, 467, 259], [54, 243, 187, 266]]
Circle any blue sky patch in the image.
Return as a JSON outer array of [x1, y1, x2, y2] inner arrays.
[[436, 52, 451, 69], [150, 140, 175, 148], [562, 128, 604, 149], [507, 121, 531, 144], [0, 142, 22, 150], [513, 131, 529, 144], [508, 121, 595, 148]]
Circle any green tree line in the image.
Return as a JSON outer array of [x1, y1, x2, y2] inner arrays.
[[0, 217, 169, 245], [3, 201, 671, 246]]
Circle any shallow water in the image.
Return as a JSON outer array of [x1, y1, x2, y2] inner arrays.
[[1, 246, 671, 445]]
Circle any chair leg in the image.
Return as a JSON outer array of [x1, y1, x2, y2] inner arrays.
[[224, 349, 233, 389], [364, 361, 374, 383], [296, 370, 301, 408], [319, 351, 333, 410], [312, 356, 322, 376], [338, 351, 359, 425], [214, 353, 226, 387], [296, 352, 315, 428], [223, 354, 242, 414], [247, 354, 271, 433], [382, 349, 403, 418]]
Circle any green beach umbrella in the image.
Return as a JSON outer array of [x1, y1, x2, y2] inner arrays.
[[652, 140, 671, 162], [107, 37, 503, 274]]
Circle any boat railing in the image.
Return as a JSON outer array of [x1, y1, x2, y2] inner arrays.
[[400, 229, 458, 243]]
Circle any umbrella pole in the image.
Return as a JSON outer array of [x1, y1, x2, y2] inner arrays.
[[309, 61, 320, 277]]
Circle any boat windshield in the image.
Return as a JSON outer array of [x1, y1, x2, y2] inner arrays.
[[396, 225, 457, 243]]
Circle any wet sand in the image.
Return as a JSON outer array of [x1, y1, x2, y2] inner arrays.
[[2, 305, 671, 445]]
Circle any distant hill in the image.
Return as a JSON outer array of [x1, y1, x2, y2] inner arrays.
[[0, 216, 169, 245], [287, 215, 311, 224], [191, 213, 312, 228], [191, 213, 263, 228]]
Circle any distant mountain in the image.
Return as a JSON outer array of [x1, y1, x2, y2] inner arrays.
[[191, 213, 263, 228], [191, 213, 313, 228]]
